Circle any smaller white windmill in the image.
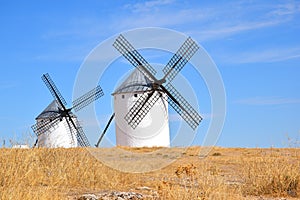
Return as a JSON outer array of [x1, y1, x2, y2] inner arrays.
[[32, 73, 104, 148]]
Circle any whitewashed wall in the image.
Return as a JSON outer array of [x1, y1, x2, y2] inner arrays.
[[114, 92, 170, 147], [37, 117, 78, 148]]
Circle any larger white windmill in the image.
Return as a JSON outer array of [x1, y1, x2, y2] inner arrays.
[[96, 35, 202, 148], [112, 69, 170, 147]]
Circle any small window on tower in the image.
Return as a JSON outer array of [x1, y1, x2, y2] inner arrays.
[[134, 94, 138, 97], [122, 94, 125, 99]]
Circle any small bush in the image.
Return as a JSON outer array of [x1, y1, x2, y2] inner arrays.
[[212, 152, 222, 156]]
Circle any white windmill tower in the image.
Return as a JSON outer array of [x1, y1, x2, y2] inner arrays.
[[32, 73, 104, 148], [34, 100, 78, 147], [96, 35, 202, 148], [112, 69, 170, 147]]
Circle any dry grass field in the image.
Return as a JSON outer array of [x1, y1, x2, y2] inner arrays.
[[0, 147, 299, 200]]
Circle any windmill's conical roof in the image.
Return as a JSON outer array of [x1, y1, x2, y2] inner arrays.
[[112, 69, 152, 95], [36, 100, 75, 119]]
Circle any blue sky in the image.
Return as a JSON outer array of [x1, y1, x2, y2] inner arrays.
[[0, 0, 299, 147]]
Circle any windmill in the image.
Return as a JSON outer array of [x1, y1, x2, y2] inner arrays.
[[32, 73, 104, 148], [96, 34, 202, 147]]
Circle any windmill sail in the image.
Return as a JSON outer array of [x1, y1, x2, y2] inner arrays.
[[32, 73, 104, 147], [162, 37, 199, 83], [113, 34, 157, 82], [113, 34, 202, 130], [72, 85, 104, 112]]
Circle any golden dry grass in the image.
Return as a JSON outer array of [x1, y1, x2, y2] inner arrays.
[[0, 147, 299, 200]]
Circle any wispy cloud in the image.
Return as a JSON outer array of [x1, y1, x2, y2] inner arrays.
[[192, 1, 299, 41], [224, 47, 300, 64], [124, 0, 175, 13], [117, 1, 298, 40], [114, 7, 211, 30], [192, 19, 286, 42], [0, 82, 17, 90], [35, 1, 300, 63], [38, 1, 300, 44], [268, 2, 300, 16], [234, 96, 300, 106]]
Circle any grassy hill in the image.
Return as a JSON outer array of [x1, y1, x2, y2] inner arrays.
[[0, 147, 299, 199]]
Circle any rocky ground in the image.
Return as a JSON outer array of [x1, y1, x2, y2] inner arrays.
[[71, 190, 159, 200], [73, 191, 295, 200]]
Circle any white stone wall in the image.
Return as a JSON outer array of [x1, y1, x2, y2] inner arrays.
[[114, 92, 170, 147], [37, 117, 78, 148]]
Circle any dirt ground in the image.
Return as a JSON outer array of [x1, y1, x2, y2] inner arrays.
[[0, 147, 299, 199]]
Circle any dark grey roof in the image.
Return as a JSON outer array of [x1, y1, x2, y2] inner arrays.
[[36, 100, 75, 119], [112, 69, 152, 95]]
